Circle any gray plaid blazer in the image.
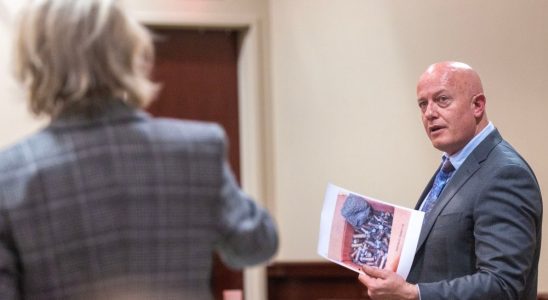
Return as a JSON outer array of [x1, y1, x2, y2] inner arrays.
[[0, 101, 278, 299]]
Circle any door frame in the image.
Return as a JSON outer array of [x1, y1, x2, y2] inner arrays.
[[132, 10, 273, 300]]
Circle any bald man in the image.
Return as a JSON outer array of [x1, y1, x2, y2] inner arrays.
[[358, 62, 542, 300]]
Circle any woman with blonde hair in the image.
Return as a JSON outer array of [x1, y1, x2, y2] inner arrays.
[[0, 1, 278, 299]]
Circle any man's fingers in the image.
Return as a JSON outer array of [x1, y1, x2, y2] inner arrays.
[[361, 265, 386, 279], [358, 273, 373, 286]]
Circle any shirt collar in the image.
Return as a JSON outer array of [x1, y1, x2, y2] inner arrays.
[[444, 121, 495, 170], [49, 100, 150, 129]]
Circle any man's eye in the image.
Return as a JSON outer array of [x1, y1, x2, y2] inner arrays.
[[437, 96, 451, 106]]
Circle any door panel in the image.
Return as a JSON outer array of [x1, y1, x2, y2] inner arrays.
[[147, 27, 242, 300]]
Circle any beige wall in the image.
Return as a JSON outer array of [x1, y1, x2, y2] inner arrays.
[[1, 0, 547, 294], [269, 0, 548, 293], [0, 1, 45, 148]]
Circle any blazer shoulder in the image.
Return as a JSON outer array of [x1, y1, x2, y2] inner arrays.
[[0, 131, 54, 209], [501, 140, 539, 178], [148, 118, 227, 144], [475, 130, 533, 171], [0, 130, 51, 174], [490, 140, 533, 169]]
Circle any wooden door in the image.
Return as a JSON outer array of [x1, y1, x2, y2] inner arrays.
[[147, 27, 242, 300]]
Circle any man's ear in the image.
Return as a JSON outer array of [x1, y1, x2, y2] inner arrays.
[[472, 94, 486, 117]]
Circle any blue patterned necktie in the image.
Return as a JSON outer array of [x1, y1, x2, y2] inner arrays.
[[421, 158, 455, 217]]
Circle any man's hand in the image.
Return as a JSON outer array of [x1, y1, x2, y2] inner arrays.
[[358, 265, 419, 300]]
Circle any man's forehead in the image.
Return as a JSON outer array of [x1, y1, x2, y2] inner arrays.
[[421, 62, 473, 86], [418, 71, 456, 90], [416, 85, 451, 99], [425, 62, 472, 74]]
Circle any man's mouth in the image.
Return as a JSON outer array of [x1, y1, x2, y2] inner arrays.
[[429, 125, 445, 134]]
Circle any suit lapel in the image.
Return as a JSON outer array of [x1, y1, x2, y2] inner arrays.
[[414, 130, 504, 252]]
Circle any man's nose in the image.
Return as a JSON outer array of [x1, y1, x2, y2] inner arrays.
[[424, 102, 438, 119]]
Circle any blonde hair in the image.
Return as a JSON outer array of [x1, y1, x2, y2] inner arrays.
[[14, 0, 158, 118]]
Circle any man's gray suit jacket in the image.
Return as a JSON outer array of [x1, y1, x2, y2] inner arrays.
[[408, 129, 542, 300], [0, 102, 278, 299]]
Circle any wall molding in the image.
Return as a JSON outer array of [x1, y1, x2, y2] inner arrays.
[[268, 262, 369, 300], [268, 262, 548, 300]]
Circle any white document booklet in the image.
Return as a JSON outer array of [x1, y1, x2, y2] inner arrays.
[[317, 183, 424, 279]]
